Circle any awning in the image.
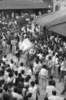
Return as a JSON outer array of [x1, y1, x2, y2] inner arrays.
[[34, 7, 66, 26], [45, 15, 66, 28], [49, 23, 66, 36], [0, 0, 48, 9]]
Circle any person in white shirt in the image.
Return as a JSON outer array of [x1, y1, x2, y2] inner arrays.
[[48, 90, 63, 100], [12, 87, 23, 100], [33, 60, 42, 75], [54, 54, 59, 78], [18, 38, 23, 50], [46, 81, 56, 97], [37, 53, 43, 60], [47, 56, 53, 78], [33, 58, 42, 83], [28, 81, 37, 100], [39, 65, 48, 89], [18, 62, 25, 74], [2, 55, 7, 63], [52, 53, 56, 76], [10, 59, 14, 70], [60, 57, 65, 82]]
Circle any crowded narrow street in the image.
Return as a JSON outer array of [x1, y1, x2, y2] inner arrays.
[[0, 0, 66, 100]]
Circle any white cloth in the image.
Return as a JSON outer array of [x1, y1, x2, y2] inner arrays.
[[33, 62, 42, 73], [11, 92, 23, 100], [10, 63, 14, 70], [52, 56, 56, 65], [39, 68, 48, 77], [2, 57, 7, 63], [48, 60, 53, 68], [48, 96, 63, 100], [18, 66, 25, 73], [37, 53, 43, 60], [27, 69, 32, 76], [19, 41, 23, 50], [21, 38, 33, 51], [28, 86, 37, 100], [46, 85, 56, 97], [60, 61, 65, 71], [55, 58, 59, 67], [60, 61, 66, 71]]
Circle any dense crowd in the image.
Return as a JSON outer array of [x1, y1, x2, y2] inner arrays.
[[0, 12, 66, 100]]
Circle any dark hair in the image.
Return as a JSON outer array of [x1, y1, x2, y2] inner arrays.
[[9, 72, 13, 78], [7, 68, 12, 73], [62, 57, 64, 61], [27, 93, 32, 98], [52, 90, 56, 95], [0, 88, 3, 93], [8, 82, 13, 87], [11, 59, 13, 64], [27, 75, 31, 80], [2, 61, 5, 65], [25, 77, 29, 82], [49, 56, 52, 60], [42, 64, 47, 69], [21, 70, 25, 74], [7, 64, 10, 68], [4, 55, 7, 58], [17, 88, 22, 94], [14, 71, 18, 76], [3, 84, 8, 91], [31, 81, 35, 87], [44, 96, 48, 100], [25, 85, 29, 90], [48, 81, 53, 86], [3, 94, 10, 100], [20, 62, 23, 66], [50, 75, 53, 79], [17, 81, 24, 89], [35, 79, 38, 85], [1, 69, 4, 76], [56, 54, 58, 58], [14, 87, 18, 93], [18, 73, 21, 77]]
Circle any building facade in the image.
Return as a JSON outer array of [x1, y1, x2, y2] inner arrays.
[[53, 0, 66, 12]]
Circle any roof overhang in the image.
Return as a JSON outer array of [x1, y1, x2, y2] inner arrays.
[[0, 0, 49, 9]]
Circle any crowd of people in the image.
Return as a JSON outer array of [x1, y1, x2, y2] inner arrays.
[[0, 12, 66, 100]]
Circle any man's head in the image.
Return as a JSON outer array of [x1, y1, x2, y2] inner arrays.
[[52, 90, 57, 96], [20, 62, 23, 67], [3, 93, 10, 100], [50, 75, 53, 80], [31, 81, 35, 87]]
